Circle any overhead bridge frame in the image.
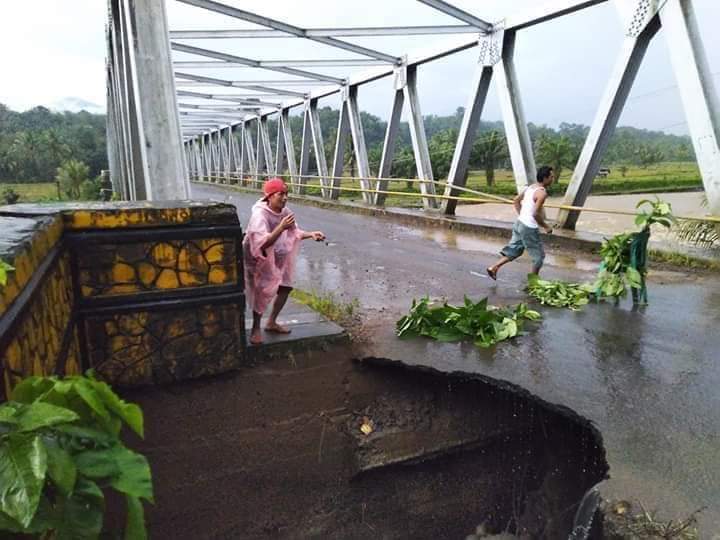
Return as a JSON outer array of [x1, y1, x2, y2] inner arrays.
[[106, 0, 720, 227]]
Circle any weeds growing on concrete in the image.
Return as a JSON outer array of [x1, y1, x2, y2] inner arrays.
[[290, 288, 360, 325]]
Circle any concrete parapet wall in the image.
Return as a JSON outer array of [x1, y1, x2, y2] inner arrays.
[[0, 201, 246, 398]]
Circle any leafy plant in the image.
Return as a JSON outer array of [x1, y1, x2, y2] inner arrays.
[[0, 373, 152, 538], [526, 274, 594, 310], [675, 195, 719, 249], [0, 260, 14, 286], [1, 187, 20, 205], [396, 296, 541, 348], [634, 197, 676, 229], [56, 159, 90, 200]]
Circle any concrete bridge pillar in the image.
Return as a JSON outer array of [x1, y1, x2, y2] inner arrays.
[[106, 0, 189, 201]]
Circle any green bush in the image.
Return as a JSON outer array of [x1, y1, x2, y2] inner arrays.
[[0, 373, 152, 538], [1, 187, 20, 205]]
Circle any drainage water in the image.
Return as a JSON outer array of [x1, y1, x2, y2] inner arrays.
[[568, 484, 602, 540]]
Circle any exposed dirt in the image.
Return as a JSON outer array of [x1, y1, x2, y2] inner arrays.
[[111, 344, 607, 539]]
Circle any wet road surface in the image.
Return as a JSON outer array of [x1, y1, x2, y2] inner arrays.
[[194, 184, 720, 534]]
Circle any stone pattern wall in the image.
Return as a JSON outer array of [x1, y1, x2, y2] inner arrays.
[[84, 303, 242, 386], [76, 237, 238, 298], [1, 251, 79, 398], [0, 202, 245, 398]]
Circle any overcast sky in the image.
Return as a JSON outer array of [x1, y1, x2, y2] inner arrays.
[[1, 0, 718, 135]]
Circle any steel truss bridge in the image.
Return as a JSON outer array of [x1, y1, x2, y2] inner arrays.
[[105, 0, 720, 229]]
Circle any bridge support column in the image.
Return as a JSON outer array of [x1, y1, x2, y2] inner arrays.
[[557, 4, 660, 230], [106, 0, 189, 201], [496, 30, 536, 195], [374, 77, 404, 206], [661, 0, 720, 215], [276, 109, 299, 190]]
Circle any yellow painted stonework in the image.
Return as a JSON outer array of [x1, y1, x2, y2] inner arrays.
[[1, 201, 244, 396], [77, 237, 237, 297]]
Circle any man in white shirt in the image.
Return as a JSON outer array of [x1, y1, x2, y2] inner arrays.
[[486, 166, 555, 279]]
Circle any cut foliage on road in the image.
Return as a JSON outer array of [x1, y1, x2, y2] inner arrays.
[[526, 274, 594, 311], [396, 296, 541, 348]]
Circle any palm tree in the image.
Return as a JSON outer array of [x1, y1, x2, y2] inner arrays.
[[675, 195, 719, 248], [56, 160, 90, 200], [536, 134, 578, 183], [471, 130, 508, 187]]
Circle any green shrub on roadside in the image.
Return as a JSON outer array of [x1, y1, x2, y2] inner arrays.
[[0, 373, 152, 538]]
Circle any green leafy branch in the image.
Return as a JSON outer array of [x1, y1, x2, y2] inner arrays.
[[396, 296, 541, 348], [0, 373, 152, 539], [526, 274, 594, 310], [0, 260, 14, 287]]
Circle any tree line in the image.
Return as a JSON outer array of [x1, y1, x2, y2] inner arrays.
[[268, 106, 696, 186], [0, 102, 695, 189], [0, 104, 106, 183]]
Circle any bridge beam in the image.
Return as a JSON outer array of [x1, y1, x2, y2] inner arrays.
[[556, 12, 660, 230], [661, 0, 720, 215], [107, 0, 189, 201]]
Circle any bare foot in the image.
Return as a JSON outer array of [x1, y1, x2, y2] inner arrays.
[[250, 328, 263, 345], [486, 267, 497, 281], [265, 322, 291, 334]]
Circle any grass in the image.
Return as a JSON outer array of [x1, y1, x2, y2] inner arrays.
[[290, 288, 359, 325], [203, 161, 703, 209], [648, 249, 720, 271], [0, 182, 59, 203]]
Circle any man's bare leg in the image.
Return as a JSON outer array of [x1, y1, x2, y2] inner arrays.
[[266, 286, 292, 333], [487, 256, 512, 280]]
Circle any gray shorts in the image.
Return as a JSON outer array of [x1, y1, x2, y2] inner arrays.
[[501, 221, 545, 269]]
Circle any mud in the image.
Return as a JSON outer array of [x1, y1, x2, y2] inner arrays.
[[114, 344, 607, 539]]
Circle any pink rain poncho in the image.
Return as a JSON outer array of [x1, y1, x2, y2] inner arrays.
[[243, 200, 306, 314]]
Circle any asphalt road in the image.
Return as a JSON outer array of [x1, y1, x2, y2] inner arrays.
[[194, 183, 720, 535]]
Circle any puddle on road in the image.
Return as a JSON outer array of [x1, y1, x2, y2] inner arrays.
[[408, 228, 599, 273]]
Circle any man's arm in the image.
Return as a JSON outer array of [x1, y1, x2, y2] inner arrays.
[[533, 191, 553, 233], [512, 189, 525, 215]]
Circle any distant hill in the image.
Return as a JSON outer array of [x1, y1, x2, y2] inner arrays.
[[49, 97, 104, 115]]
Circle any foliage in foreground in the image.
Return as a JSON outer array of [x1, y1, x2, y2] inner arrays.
[[0, 373, 152, 539], [526, 274, 594, 311], [527, 198, 676, 309], [396, 296, 541, 348], [593, 198, 675, 303], [603, 500, 701, 539]]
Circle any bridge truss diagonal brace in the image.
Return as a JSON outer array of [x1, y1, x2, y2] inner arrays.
[[243, 121, 259, 187], [109, 0, 189, 200], [331, 96, 351, 200], [496, 30, 536, 195], [441, 24, 524, 215], [347, 86, 373, 204], [258, 116, 275, 182], [661, 0, 720, 215], [557, 13, 660, 229], [299, 99, 329, 196], [404, 65, 438, 209], [374, 85, 404, 206], [276, 109, 299, 186]]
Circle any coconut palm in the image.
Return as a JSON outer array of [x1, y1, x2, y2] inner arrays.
[[675, 195, 719, 248], [535, 134, 578, 183], [471, 130, 507, 187], [56, 160, 90, 200]]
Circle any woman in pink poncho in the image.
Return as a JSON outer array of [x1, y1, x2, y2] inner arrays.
[[243, 178, 325, 345]]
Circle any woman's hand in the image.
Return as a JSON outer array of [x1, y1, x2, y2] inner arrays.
[[279, 213, 296, 230], [310, 231, 326, 242]]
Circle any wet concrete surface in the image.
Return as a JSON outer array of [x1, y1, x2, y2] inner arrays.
[[194, 184, 720, 535]]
